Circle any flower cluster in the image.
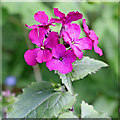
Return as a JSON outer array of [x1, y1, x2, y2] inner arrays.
[[24, 8, 103, 74]]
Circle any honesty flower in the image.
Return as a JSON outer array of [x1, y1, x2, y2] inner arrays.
[[82, 19, 103, 56], [46, 44, 76, 74], [25, 11, 55, 40], [62, 23, 92, 59], [24, 32, 59, 66], [51, 8, 83, 26]]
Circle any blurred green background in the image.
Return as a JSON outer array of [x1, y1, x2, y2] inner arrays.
[[2, 1, 119, 118]]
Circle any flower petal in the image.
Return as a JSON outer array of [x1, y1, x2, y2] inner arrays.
[[29, 27, 45, 47], [62, 23, 81, 42], [75, 37, 92, 50], [94, 40, 103, 56], [49, 18, 62, 24], [89, 30, 103, 56], [58, 61, 73, 74], [46, 58, 73, 74], [25, 24, 39, 29], [34, 11, 49, 24], [46, 59, 60, 71], [53, 8, 65, 18], [66, 11, 83, 24], [52, 44, 66, 59], [24, 48, 40, 66], [36, 49, 52, 63], [44, 32, 59, 49], [82, 19, 89, 34], [63, 50, 76, 63], [89, 30, 99, 41], [71, 45, 83, 59]]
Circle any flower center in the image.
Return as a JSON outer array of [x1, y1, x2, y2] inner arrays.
[[72, 41, 74, 44], [41, 46, 45, 50], [59, 57, 63, 61]]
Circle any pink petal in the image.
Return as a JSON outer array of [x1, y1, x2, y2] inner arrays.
[[94, 41, 103, 56], [89, 30, 103, 56], [49, 18, 62, 24], [44, 32, 59, 49], [36, 49, 52, 63], [46, 59, 60, 71], [34, 11, 49, 24], [46, 58, 73, 74], [24, 48, 40, 66], [29, 27, 45, 47], [66, 11, 83, 24], [75, 37, 92, 50], [89, 30, 99, 41], [62, 23, 81, 42], [82, 19, 89, 34], [25, 24, 39, 29], [71, 45, 83, 59], [62, 31, 72, 43], [63, 50, 76, 63], [58, 61, 73, 74], [53, 8, 65, 18], [52, 44, 66, 59]]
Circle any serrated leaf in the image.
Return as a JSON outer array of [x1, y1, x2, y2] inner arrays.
[[55, 71, 74, 95], [71, 56, 108, 81], [81, 101, 110, 119], [8, 81, 75, 118]]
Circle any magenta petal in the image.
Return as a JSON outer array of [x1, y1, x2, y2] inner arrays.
[[29, 28, 45, 47], [63, 23, 81, 42], [46, 59, 60, 71], [63, 50, 76, 63], [36, 50, 43, 63], [38, 27, 46, 46], [46, 59, 73, 74], [89, 30, 99, 41], [29, 28, 39, 46], [44, 32, 59, 49], [58, 61, 73, 74], [53, 8, 65, 18], [52, 44, 66, 59], [49, 18, 62, 23], [71, 45, 83, 59], [24, 48, 40, 66], [94, 41, 103, 56], [82, 19, 89, 34], [66, 11, 83, 23], [36, 49, 52, 63], [75, 37, 92, 50], [25, 24, 39, 29], [34, 11, 49, 24]]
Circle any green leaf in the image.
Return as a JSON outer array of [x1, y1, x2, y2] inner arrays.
[[8, 81, 75, 118], [55, 71, 74, 95], [71, 56, 108, 81], [81, 101, 110, 118], [59, 111, 77, 119]]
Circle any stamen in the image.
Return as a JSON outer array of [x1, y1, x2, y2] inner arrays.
[[41, 46, 44, 50], [59, 57, 63, 61]]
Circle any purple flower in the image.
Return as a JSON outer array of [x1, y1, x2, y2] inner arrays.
[[51, 8, 83, 26], [25, 11, 55, 40], [46, 44, 76, 74], [82, 19, 103, 56], [62, 23, 92, 59], [24, 32, 59, 66]]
